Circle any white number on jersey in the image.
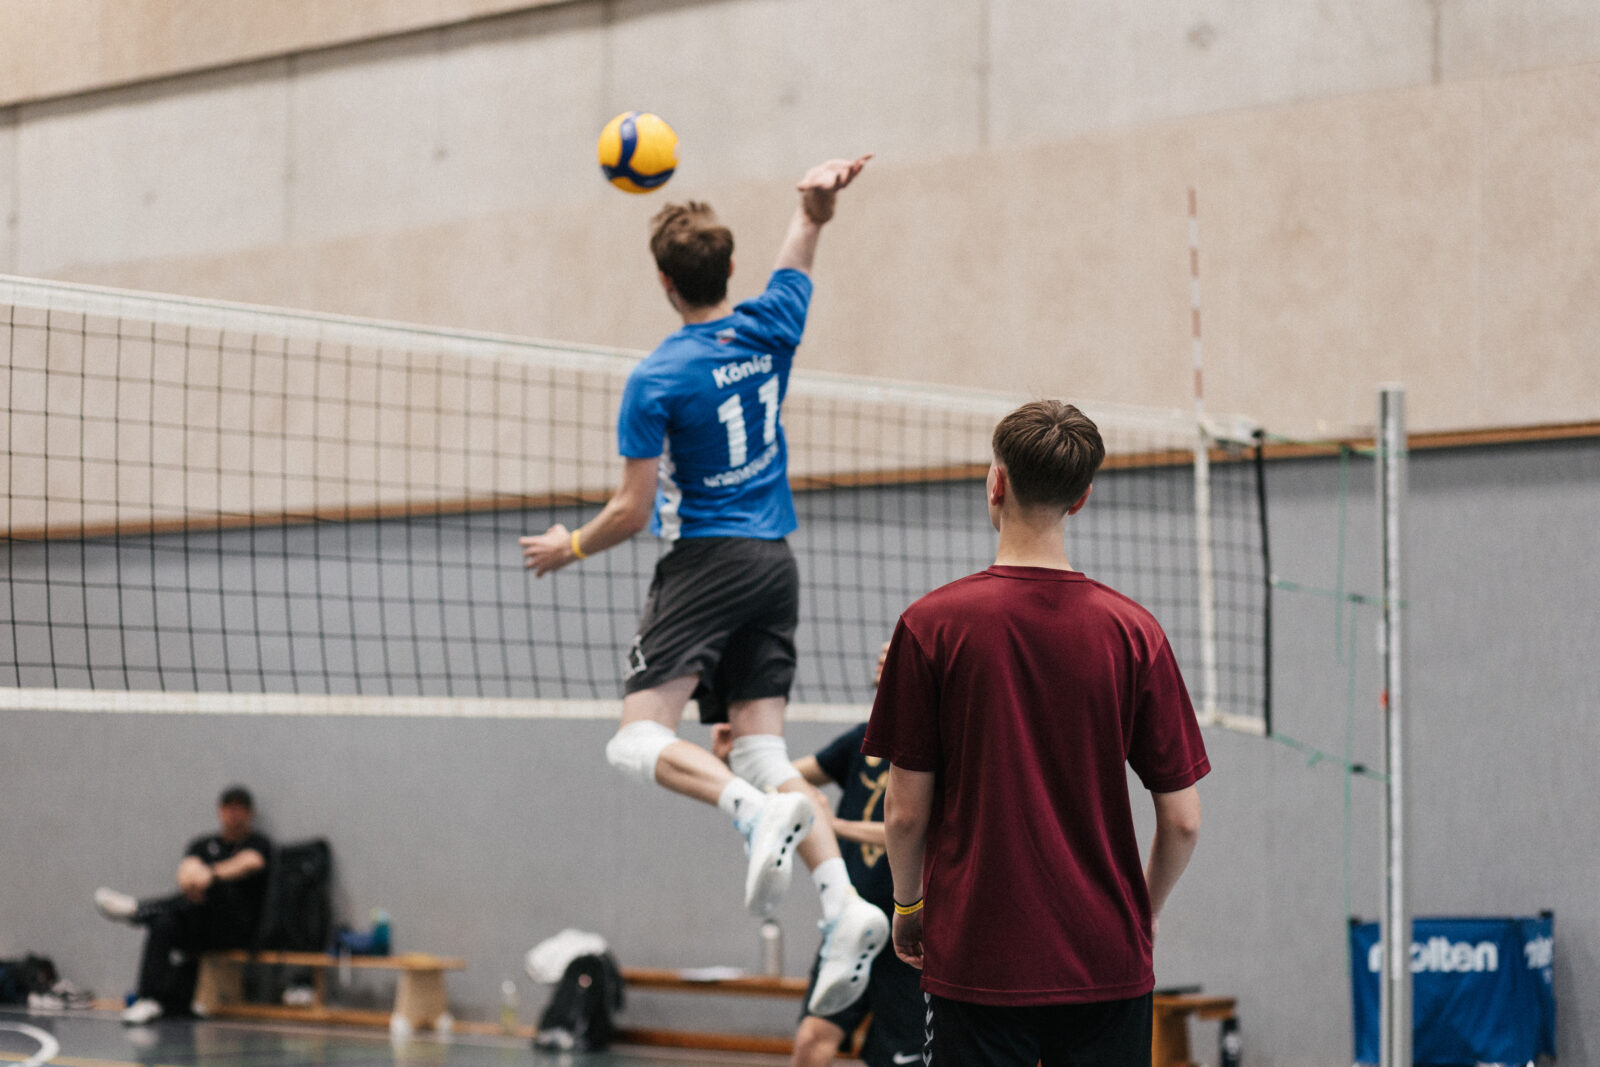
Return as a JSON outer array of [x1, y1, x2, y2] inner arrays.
[[718, 393, 748, 467], [719, 375, 781, 470]]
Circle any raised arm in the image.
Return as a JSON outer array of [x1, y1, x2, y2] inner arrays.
[[772, 155, 872, 275], [520, 455, 658, 576], [1144, 785, 1202, 938]]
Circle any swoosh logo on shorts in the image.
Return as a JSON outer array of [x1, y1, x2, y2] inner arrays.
[[892, 1053, 921, 1065]]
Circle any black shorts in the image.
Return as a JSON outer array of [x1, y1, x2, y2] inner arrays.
[[624, 537, 799, 723], [924, 991, 1152, 1067], [801, 924, 924, 1067]]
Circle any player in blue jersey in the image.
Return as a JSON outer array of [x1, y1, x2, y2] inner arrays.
[[521, 155, 884, 1016]]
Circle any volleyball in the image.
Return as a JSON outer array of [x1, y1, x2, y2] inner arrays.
[[597, 111, 678, 194]]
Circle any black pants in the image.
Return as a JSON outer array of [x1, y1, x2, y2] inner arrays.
[[925, 991, 1153, 1067], [133, 894, 255, 1012]]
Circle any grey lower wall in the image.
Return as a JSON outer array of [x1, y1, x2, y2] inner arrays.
[[3, 436, 1597, 1063]]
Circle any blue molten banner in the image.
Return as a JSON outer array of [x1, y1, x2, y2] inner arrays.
[[1350, 915, 1555, 1065]]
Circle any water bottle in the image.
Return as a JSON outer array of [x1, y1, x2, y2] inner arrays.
[[1219, 1015, 1241, 1067], [500, 979, 519, 1034], [370, 908, 391, 956], [759, 919, 783, 976]]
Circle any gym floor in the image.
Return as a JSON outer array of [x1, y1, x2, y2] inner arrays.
[[0, 1009, 789, 1067]]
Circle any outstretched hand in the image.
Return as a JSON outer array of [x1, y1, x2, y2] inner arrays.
[[520, 524, 573, 577], [799, 154, 872, 224]]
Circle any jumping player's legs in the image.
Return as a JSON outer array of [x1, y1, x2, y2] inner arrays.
[[727, 697, 842, 874], [613, 675, 734, 804]]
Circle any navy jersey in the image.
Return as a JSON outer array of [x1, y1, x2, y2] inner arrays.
[[814, 723, 894, 913], [616, 269, 811, 540]]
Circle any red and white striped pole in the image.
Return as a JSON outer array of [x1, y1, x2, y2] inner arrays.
[[1188, 186, 1219, 725]]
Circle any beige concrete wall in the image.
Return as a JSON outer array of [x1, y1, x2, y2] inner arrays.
[[0, 0, 559, 107], [6, 0, 1600, 440], [0, 109, 15, 273]]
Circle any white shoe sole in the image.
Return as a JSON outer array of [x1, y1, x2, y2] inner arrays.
[[743, 792, 814, 917], [808, 899, 890, 1016]]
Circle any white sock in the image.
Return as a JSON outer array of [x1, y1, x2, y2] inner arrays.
[[812, 858, 850, 922], [717, 778, 766, 828]]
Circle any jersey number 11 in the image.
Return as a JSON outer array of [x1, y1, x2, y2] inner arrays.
[[717, 376, 780, 468]]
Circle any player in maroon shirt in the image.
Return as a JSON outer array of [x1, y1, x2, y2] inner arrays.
[[863, 400, 1208, 1066]]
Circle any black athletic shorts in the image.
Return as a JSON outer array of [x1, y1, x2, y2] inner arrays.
[[801, 923, 924, 1067], [923, 991, 1152, 1067], [624, 537, 799, 723]]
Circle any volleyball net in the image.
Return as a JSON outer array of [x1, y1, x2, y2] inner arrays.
[[0, 275, 1270, 733]]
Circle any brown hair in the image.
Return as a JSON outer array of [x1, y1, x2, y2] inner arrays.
[[992, 400, 1105, 511], [649, 201, 734, 307]]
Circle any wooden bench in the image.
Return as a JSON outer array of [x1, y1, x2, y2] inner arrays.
[[621, 968, 1236, 1064], [619, 967, 816, 1056], [1152, 994, 1238, 1067], [194, 950, 466, 1032]]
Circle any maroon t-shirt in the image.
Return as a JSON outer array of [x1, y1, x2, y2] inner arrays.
[[862, 565, 1209, 1006]]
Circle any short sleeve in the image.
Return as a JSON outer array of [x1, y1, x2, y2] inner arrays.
[[184, 835, 212, 860], [814, 723, 869, 788], [1127, 637, 1211, 793], [616, 364, 670, 459], [862, 618, 941, 772], [733, 269, 812, 348]]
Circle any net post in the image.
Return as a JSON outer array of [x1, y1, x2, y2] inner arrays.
[[1187, 188, 1220, 725], [1377, 383, 1411, 1067]]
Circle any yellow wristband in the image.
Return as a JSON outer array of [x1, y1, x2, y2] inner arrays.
[[893, 898, 924, 916], [570, 530, 587, 560]]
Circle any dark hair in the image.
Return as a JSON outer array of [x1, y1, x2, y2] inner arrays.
[[991, 400, 1105, 511], [649, 201, 734, 307], [218, 785, 254, 810]]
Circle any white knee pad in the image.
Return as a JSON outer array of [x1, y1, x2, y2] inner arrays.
[[729, 734, 802, 791], [606, 720, 678, 786]]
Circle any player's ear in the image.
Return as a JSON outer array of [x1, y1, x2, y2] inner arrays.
[[727, 257, 734, 280], [1066, 485, 1092, 515], [987, 464, 1006, 507]]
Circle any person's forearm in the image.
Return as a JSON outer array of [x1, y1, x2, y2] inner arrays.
[[211, 849, 265, 882], [1144, 822, 1199, 919], [832, 819, 887, 849], [177, 856, 209, 885], [884, 765, 934, 903], [574, 493, 651, 558], [772, 207, 824, 275]]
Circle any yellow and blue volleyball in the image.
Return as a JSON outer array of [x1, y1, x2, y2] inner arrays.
[[597, 111, 678, 194]]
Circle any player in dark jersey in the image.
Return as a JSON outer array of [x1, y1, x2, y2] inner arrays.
[[715, 645, 923, 1067], [867, 401, 1208, 1066], [521, 156, 885, 1015]]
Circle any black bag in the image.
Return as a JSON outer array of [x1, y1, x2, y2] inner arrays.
[[254, 838, 334, 952], [534, 952, 625, 1051], [0, 955, 57, 1004]]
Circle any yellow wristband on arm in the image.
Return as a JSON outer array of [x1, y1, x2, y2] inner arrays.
[[893, 898, 924, 916], [570, 530, 587, 560]]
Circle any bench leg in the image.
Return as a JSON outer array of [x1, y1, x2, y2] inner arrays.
[[194, 956, 243, 1013], [393, 969, 447, 1031], [1151, 1005, 1194, 1067]]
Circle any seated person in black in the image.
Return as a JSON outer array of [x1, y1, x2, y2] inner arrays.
[[94, 785, 271, 1025]]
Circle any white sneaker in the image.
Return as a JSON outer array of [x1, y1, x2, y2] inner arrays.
[[808, 892, 889, 1016], [121, 998, 163, 1025], [95, 887, 138, 924], [740, 791, 814, 917]]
